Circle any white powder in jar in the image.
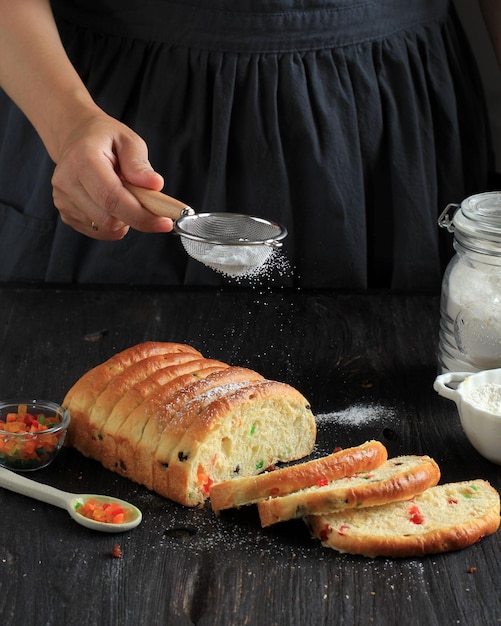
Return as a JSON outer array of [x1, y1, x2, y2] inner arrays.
[[443, 260, 501, 370], [465, 382, 501, 415], [446, 261, 501, 319]]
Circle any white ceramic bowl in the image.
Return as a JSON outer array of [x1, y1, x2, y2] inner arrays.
[[434, 368, 501, 464]]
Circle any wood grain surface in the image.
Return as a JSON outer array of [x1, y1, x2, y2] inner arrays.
[[0, 285, 499, 626]]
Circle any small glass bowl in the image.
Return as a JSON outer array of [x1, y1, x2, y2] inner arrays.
[[0, 400, 70, 471]]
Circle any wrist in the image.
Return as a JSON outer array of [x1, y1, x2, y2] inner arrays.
[[39, 94, 103, 163]]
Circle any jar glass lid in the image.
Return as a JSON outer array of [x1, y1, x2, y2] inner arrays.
[[461, 192, 501, 229], [450, 192, 501, 256]]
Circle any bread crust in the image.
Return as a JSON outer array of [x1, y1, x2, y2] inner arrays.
[[64, 342, 201, 446], [209, 440, 388, 512], [307, 479, 500, 557], [257, 455, 441, 527], [100, 361, 227, 451], [73, 352, 204, 456], [98, 360, 228, 473], [65, 341, 201, 410]]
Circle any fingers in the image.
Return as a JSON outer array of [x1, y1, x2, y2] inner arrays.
[[51, 114, 174, 240], [56, 192, 131, 240]]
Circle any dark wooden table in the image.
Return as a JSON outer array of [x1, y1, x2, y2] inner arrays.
[[0, 284, 499, 626]]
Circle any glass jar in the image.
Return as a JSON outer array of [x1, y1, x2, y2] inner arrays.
[[438, 192, 501, 373]]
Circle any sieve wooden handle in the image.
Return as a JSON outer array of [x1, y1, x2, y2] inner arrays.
[[123, 182, 194, 219]]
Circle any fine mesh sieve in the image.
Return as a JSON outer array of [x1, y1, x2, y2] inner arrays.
[[174, 213, 286, 275], [125, 183, 287, 276]]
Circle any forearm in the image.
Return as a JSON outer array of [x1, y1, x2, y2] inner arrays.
[[479, 0, 501, 67], [0, 0, 100, 161]]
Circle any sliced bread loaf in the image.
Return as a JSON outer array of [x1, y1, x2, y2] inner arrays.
[[257, 455, 441, 527], [307, 479, 500, 557], [62, 342, 316, 507], [209, 440, 388, 513]]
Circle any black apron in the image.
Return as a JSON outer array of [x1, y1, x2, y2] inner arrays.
[[0, 0, 493, 288]]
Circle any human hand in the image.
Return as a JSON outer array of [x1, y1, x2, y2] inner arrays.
[[51, 111, 174, 240]]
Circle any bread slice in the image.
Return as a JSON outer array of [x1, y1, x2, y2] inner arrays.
[[164, 380, 316, 506], [307, 479, 500, 557], [209, 440, 388, 513], [257, 455, 441, 527]]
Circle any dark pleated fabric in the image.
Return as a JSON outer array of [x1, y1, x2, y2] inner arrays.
[[0, 0, 493, 289]]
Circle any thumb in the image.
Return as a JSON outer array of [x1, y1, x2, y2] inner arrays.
[[116, 134, 164, 191], [125, 162, 164, 191]]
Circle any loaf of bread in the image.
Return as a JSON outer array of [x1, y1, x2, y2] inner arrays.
[[209, 440, 388, 513], [307, 479, 500, 557], [63, 341, 316, 506], [257, 455, 441, 527]]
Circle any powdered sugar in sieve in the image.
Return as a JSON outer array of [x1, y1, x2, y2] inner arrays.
[[125, 183, 287, 278]]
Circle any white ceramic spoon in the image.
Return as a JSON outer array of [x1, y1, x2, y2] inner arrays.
[[0, 466, 142, 532]]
